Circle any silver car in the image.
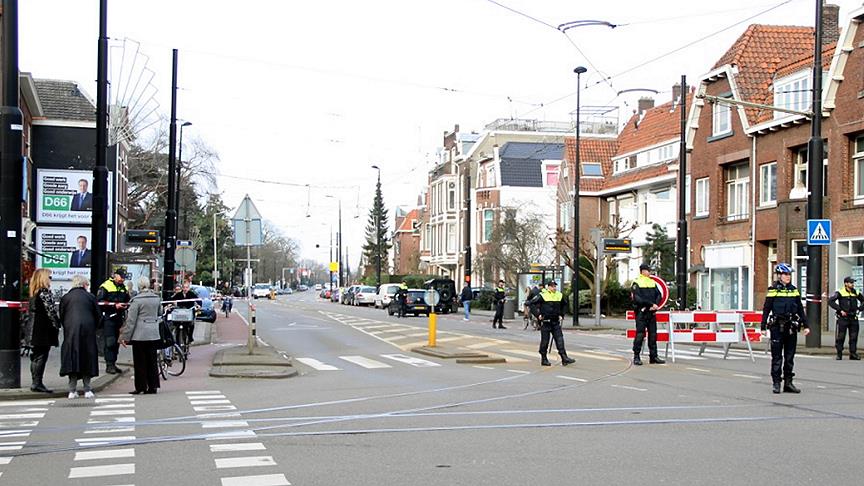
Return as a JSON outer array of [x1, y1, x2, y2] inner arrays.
[[353, 286, 377, 306]]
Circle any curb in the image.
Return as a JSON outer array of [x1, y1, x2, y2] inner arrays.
[[209, 367, 299, 379], [455, 357, 507, 364], [412, 346, 508, 364], [0, 366, 129, 401], [208, 344, 298, 379]]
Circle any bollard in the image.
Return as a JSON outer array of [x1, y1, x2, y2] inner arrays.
[[247, 302, 257, 354], [428, 312, 437, 347]]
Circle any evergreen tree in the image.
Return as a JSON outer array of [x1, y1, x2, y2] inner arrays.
[[362, 178, 392, 279], [642, 223, 675, 281]]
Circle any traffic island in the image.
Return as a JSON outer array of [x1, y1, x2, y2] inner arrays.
[[209, 344, 298, 379], [0, 366, 128, 401], [412, 345, 507, 364]]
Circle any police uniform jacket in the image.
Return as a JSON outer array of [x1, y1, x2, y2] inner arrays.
[[631, 275, 661, 311], [760, 281, 807, 331], [828, 287, 864, 318], [96, 279, 130, 321], [529, 289, 567, 322], [494, 287, 506, 304]]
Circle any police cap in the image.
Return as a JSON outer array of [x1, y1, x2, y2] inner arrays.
[[639, 263, 652, 271], [545, 279, 557, 287], [844, 276, 856, 284]]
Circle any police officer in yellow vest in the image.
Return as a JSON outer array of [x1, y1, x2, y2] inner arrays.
[[631, 263, 665, 366], [492, 280, 507, 329], [760, 263, 809, 394], [96, 269, 130, 374], [528, 280, 575, 366], [827, 276, 863, 360]]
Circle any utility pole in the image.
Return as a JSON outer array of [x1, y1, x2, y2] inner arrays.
[[463, 165, 472, 287], [338, 200, 343, 287], [91, 0, 109, 292], [212, 210, 217, 289], [676, 75, 689, 310], [573, 66, 587, 326], [805, 0, 824, 347], [161, 49, 179, 299], [0, 0, 23, 388], [329, 228, 333, 292]]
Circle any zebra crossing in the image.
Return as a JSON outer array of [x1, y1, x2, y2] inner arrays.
[[0, 398, 54, 478], [296, 353, 442, 371], [68, 394, 137, 480]]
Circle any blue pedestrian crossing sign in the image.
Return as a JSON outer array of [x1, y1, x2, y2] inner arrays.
[[807, 219, 831, 245]]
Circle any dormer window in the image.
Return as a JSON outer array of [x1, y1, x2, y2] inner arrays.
[[712, 99, 731, 136], [774, 70, 811, 119]]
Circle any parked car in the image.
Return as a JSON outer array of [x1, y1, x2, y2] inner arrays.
[[374, 283, 402, 309], [191, 285, 217, 323], [424, 278, 458, 313], [298, 284, 309, 291], [352, 286, 377, 306], [252, 283, 271, 299], [341, 285, 360, 305], [314, 284, 323, 291], [330, 287, 341, 302], [387, 289, 430, 317]]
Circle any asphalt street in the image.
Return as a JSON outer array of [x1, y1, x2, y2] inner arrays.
[[1, 291, 862, 485]]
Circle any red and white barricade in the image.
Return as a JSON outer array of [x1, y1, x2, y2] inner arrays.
[[625, 310, 763, 363]]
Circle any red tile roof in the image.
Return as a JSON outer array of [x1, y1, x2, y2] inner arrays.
[[616, 96, 688, 156], [753, 42, 837, 123], [563, 136, 619, 192], [603, 161, 676, 191], [712, 24, 816, 125], [396, 209, 419, 232]]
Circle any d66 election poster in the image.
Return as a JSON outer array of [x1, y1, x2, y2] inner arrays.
[[36, 169, 113, 224], [35, 227, 112, 283]]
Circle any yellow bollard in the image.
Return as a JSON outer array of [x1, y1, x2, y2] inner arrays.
[[428, 312, 437, 347]]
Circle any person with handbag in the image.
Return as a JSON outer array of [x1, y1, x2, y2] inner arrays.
[[25, 269, 60, 393], [59, 275, 102, 399], [119, 276, 161, 395]]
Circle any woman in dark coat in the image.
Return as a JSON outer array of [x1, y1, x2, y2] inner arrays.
[[59, 275, 102, 399], [26, 269, 60, 393]]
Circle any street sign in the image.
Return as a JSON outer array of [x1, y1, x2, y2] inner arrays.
[[232, 195, 263, 247], [176, 240, 193, 247], [425, 289, 440, 307], [329, 261, 339, 272], [807, 219, 831, 246], [603, 238, 632, 253], [651, 275, 669, 309], [175, 247, 197, 270], [125, 229, 160, 247]]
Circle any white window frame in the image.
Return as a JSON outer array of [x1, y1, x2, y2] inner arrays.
[[725, 163, 750, 221], [483, 209, 494, 243], [773, 70, 811, 119], [712, 99, 732, 136], [794, 146, 828, 197], [759, 162, 777, 207], [447, 181, 456, 211], [695, 177, 709, 217], [446, 223, 456, 253], [854, 136, 864, 202]]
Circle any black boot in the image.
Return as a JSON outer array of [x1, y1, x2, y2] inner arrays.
[[836, 352, 842, 360], [649, 356, 665, 364], [783, 379, 801, 393], [772, 382, 781, 394], [850, 353, 861, 360], [633, 354, 643, 366], [499, 324, 506, 329], [541, 355, 551, 366], [30, 352, 52, 393], [560, 354, 575, 366]]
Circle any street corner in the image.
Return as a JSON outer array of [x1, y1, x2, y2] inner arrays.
[[209, 344, 298, 379], [412, 345, 507, 364]]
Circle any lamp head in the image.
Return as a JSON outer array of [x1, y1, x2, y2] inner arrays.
[[574, 66, 588, 75], [181, 121, 193, 127]]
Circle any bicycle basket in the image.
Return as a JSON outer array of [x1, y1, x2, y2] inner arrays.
[[169, 308, 195, 321]]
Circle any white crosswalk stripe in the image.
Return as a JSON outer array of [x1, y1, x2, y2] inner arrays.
[[338, 356, 392, 369], [296, 358, 340, 371]]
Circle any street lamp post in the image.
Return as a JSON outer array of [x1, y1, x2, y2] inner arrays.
[[176, 121, 192, 238], [371, 165, 382, 287], [572, 66, 587, 327]]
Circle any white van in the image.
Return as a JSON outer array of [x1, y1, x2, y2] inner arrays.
[[375, 283, 402, 309]]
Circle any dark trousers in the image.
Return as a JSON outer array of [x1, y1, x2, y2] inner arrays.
[[539, 320, 566, 356], [493, 301, 504, 326], [836, 317, 859, 356], [132, 341, 160, 392], [102, 319, 121, 367], [770, 326, 797, 384], [30, 345, 51, 387], [632, 310, 658, 358], [398, 300, 407, 317]]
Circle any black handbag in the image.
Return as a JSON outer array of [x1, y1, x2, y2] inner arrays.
[[158, 317, 175, 349]]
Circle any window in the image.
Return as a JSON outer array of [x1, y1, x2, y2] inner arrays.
[[544, 164, 560, 186], [725, 162, 749, 221], [560, 201, 572, 231], [767, 241, 778, 287], [618, 196, 636, 226], [695, 177, 709, 217], [712, 99, 731, 136], [854, 136, 864, 201], [793, 145, 828, 197], [759, 162, 777, 206], [447, 182, 456, 211], [774, 71, 811, 119], [582, 163, 603, 177], [483, 209, 494, 242], [446, 223, 456, 253], [486, 166, 496, 187], [424, 224, 431, 251], [652, 186, 671, 200]]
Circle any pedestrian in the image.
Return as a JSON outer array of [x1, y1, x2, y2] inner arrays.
[[96, 269, 131, 374], [396, 281, 409, 318], [170, 280, 199, 343], [630, 263, 666, 366], [828, 276, 863, 360], [59, 275, 101, 399], [528, 280, 575, 366], [119, 276, 161, 395], [492, 280, 507, 329], [459, 284, 473, 321], [25, 269, 60, 393], [761, 263, 809, 394]]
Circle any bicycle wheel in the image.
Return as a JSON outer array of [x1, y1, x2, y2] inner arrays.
[[157, 348, 168, 380], [165, 343, 186, 376]]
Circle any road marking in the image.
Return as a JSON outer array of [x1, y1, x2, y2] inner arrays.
[[0, 421, 38, 429], [94, 398, 135, 403], [568, 351, 619, 361], [186, 390, 222, 395], [90, 409, 135, 416], [201, 420, 249, 429], [502, 349, 541, 358], [356, 324, 393, 330], [93, 403, 135, 409], [338, 356, 392, 369], [0, 400, 53, 407], [74, 448, 136, 461], [185, 395, 226, 400], [473, 366, 495, 370], [68, 463, 135, 478], [507, 370, 530, 374], [296, 358, 340, 371], [380, 354, 441, 367], [733, 374, 760, 379], [610, 384, 648, 392], [0, 430, 30, 438], [686, 367, 712, 373], [194, 405, 239, 412], [221, 473, 291, 486], [0, 442, 25, 451], [210, 443, 267, 452], [0, 457, 11, 465], [556, 375, 588, 382], [466, 342, 499, 349], [75, 436, 135, 446], [190, 400, 233, 405], [87, 417, 135, 424], [84, 426, 135, 434], [205, 430, 257, 440], [215, 456, 278, 469], [0, 413, 44, 420]]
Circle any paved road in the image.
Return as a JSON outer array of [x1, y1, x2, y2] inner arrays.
[[1, 291, 861, 485]]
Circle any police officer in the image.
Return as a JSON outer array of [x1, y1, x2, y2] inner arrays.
[[396, 281, 409, 318], [529, 280, 575, 366], [760, 263, 809, 394], [492, 280, 507, 329], [631, 263, 665, 366], [827, 276, 863, 360], [96, 269, 130, 374]]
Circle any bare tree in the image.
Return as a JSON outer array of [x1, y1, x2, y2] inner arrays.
[[476, 207, 548, 288]]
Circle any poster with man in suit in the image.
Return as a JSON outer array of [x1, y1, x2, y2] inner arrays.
[[69, 235, 91, 267], [36, 169, 112, 224], [70, 179, 93, 211]]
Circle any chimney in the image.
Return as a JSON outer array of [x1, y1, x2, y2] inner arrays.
[[638, 97, 655, 114], [672, 83, 682, 102], [823, 3, 840, 47]]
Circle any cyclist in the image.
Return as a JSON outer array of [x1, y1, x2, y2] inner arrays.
[[169, 281, 199, 345], [222, 292, 233, 317]]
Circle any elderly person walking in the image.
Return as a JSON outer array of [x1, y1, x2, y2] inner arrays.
[[59, 275, 102, 399], [119, 276, 161, 395], [26, 269, 60, 393]]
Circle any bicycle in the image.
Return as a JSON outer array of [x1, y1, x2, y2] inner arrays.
[[168, 306, 195, 359], [157, 305, 187, 378], [222, 296, 233, 318]]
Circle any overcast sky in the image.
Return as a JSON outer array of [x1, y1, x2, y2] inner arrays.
[[19, 0, 864, 266]]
